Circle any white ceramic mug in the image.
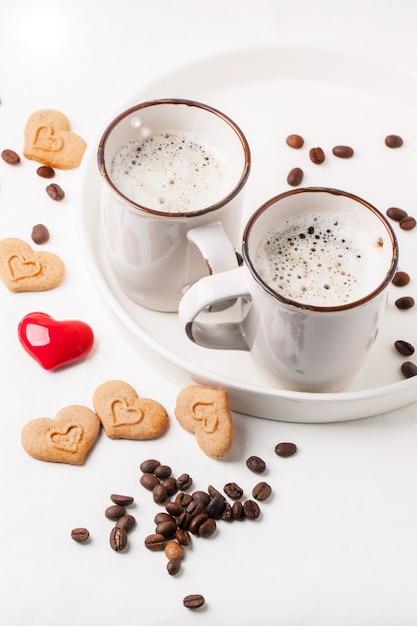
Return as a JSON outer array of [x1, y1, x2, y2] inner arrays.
[[97, 98, 251, 312], [179, 188, 399, 392]]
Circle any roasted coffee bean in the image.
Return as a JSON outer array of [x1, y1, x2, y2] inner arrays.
[[332, 145, 354, 158], [111, 494, 134, 506], [287, 167, 303, 186], [154, 512, 174, 525], [36, 165, 55, 178], [154, 464, 172, 479], [177, 511, 192, 530], [144, 533, 166, 551], [176, 473, 193, 491], [198, 517, 217, 538], [309, 146, 325, 164], [286, 134, 304, 149], [165, 501, 183, 517], [116, 514, 136, 533], [31, 223, 50, 244], [221, 502, 233, 521], [153, 483, 169, 505], [223, 482, 244, 500], [207, 485, 225, 501], [252, 481, 272, 501], [401, 361, 417, 378], [246, 455, 266, 473], [156, 519, 177, 539], [385, 134, 403, 148], [167, 557, 182, 576], [1, 148, 20, 164], [386, 207, 408, 222], [243, 499, 261, 520], [189, 513, 209, 535], [46, 183, 65, 201], [183, 594, 205, 609], [186, 500, 206, 517], [71, 527, 89, 542], [140, 459, 161, 473], [206, 496, 225, 519], [164, 540, 185, 560], [175, 492, 193, 508], [175, 528, 191, 546], [140, 472, 160, 491], [400, 216, 416, 231], [274, 442, 297, 457], [395, 296, 415, 310], [232, 501, 244, 520], [105, 504, 126, 520], [392, 271, 410, 287], [109, 526, 127, 552], [162, 477, 178, 496], [394, 340, 415, 356], [192, 490, 211, 506]]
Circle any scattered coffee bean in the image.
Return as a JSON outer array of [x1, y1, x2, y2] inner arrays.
[[175, 528, 191, 546], [144, 533, 166, 551], [192, 490, 211, 506], [274, 442, 297, 457], [109, 526, 128, 552], [400, 216, 416, 231], [105, 504, 126, 520], [392, 271, 410, 287], [206, 496, 225, 519], [110, 493, 134, 506], [252, 481, 272, 501], [385, 134, 403, 148], [309, 147, 325, 164], [246, 455, 266, 474], [46, 183, 65, 201], [287, 167, 304, 186], [167, 557, 182, 576], [332, 145, 354, 158], [116, 514, 136, 533], [395, 296, 415, 310], [231, 501, 244, 520], [140, 459, 161, 473], [198, 517, 217, 538], [36, 165, 55, 178], [243, 499, 261, 520], [154, 464, 172, 479], [1, 148, 20, 165], [154, 511, 174, 525], [176, 473, 192, 490], [386, 207, 407, 221], [71, 527, 89, 543], [156, 519, 177, 539], [152, 483, 169, 505], [175, 492, 192, 508], [140, 472, 160, 491], [164, 540, 185, 561], [31, 223, 50, 245], [401, 361, 417, 378], [207, 485, 225, 501], [223, 482, 244, 500], [394, 340, 415, 356], [286, 134, 304, 149], [183, 594, 205, 609], [162, 477, 178, 496], [165, 501, 183, 517], [189, 513, 209, 535], [186, 500, 206, 517], [221, 502, 232, 521]]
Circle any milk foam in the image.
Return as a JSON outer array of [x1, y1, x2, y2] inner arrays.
[[110, 130, 229, 212], [254, 210, 389, 306]]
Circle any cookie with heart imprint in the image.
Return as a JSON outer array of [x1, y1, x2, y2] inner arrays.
[[174, 386, 234, 459], [21, 405, 101, 465], [93, 380, 169, 440], [24, 109, 86, 169], [0, 238, 64, 292]]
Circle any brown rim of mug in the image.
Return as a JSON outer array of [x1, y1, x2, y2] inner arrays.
[[97, 98, 251, 218], [242, 187, 399, 313]]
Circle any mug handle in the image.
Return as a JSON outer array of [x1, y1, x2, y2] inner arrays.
[[178, 266, 251, 350], [187, 222, 239, 275]]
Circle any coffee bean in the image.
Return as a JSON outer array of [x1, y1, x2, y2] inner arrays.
[[394, 340, 415, 356], [400, 216, 416, 231], [110, 494, 134, 506], [153, 483, 169, 505], [207, 485, 225, 501], [1, 148, 20, 164], [31, 223, 50, 244], [177, 511, 192, 530], [167, 557, 182, 576], [36, 165, 55, 178], [155, 519, 177, 539], [192, 490, 211, 506], [116, 514, 136, 533], [109, 526, 127, 552], [252, 481, 272, 501], [206, 496, 225, 519], [165, 501, 183, 517], [231, 501, 244, 520], [392, 271, 410, 287], [154, 464, 172, 479], [286, 134, 304, 149], [274, 442, 297, 457], [71, 527, 89, 542], [162, 477, 178, 496], [221, 502, 233, 521], [105, 504, 126, 520], [140, 472, 160, 491], [144, 533, 166, 551], [309, 147, 325, 164], [198, 518, 217, 538], [175, 492, 192, 508], [183, 594, 205, 609], [140, 459, 161, 473], [164, 540, 185, 561], [186, 500, 206, 517], [189, 513, 209, 535], [223, 482, 243, 500], [386, 207, 407, 222], [395, 296, 415, 310], [401, 361, 417, 378], [46, 183, 65, 201], [176, 473, 193, 491], [246, 455, 266, 473], [154, 512, 174, 525], [332, 145, 354, 158], [243, 499, 261, 520], [175, 528, 191, 546], [287, 167, 303, 186], [385, 134, 403, 148]]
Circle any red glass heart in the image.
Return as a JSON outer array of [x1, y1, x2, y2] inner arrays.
[[18, 312, 94, 370]]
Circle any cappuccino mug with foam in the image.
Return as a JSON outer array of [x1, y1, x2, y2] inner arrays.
[[97, 99, 251, 311], [179, 188, 398, 392]]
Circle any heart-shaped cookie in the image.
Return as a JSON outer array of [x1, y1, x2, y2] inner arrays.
[[18, 312, 94, 370], [24, 109, 86, 169], [21, 405, 101, 465], [93, 380, 169, 440], [0, 238, 65, 292]]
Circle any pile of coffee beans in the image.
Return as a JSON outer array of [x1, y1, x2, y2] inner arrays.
[[106, 494, 136, 552]]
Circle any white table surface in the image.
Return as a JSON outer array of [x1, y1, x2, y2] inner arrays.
[[2, 1, 417, 625]]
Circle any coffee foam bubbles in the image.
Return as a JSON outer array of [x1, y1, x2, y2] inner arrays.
[[254, 209, 389, 307], [110, 130, 229, 212]]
